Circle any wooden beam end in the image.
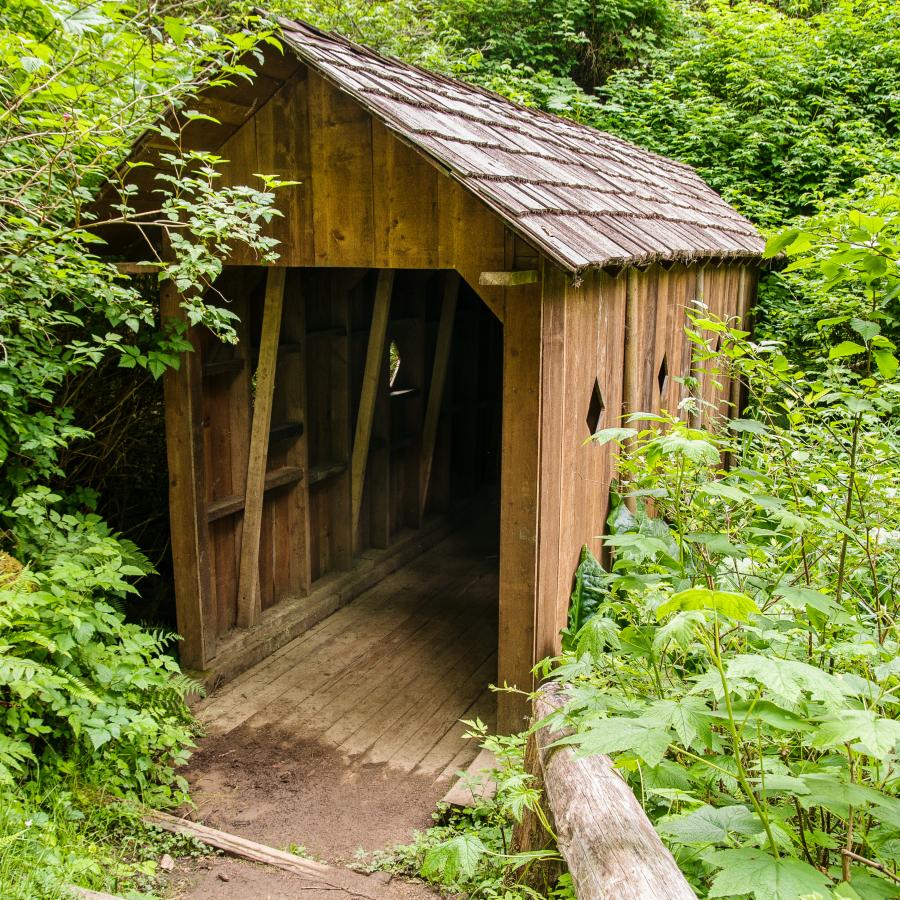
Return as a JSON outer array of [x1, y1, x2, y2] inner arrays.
[[478, 270, 539, 287]]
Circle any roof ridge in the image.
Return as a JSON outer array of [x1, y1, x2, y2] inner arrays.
[[271, 13, 702, 180], [256, 11, 763, 272]]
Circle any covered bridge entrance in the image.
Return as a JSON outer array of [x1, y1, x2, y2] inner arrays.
[[107, 17, 764, 747]]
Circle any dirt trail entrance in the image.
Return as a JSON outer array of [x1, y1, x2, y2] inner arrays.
[[163, 531, 498, 898]]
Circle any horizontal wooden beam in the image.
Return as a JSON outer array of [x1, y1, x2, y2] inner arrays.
[[114, 262, 159, 274], [478, 269, 539, 287], [207, 465, 304, 523]]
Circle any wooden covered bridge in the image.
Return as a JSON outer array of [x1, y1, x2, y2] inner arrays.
[[103, 17, 763, 876]]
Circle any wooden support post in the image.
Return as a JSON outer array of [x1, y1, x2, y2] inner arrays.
[[497, 281, 542, 734], [279, 269, 312, 597], [369, 338, 392, 549], [350, 269, 394, 533], [236, 267, 287, 628], [161, 270, 215, 669], [419, 271, 459, 517]]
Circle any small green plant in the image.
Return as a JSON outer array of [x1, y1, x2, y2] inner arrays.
[[369, 721, 571, 898]]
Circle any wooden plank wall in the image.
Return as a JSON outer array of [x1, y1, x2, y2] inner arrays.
[[192, 270, 502, 663], [524, 261, 755, 708], [212, 68, 508, 296]]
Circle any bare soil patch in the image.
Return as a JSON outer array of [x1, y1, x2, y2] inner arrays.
[[164, 856, 441, 900], [180, 723, 448, 863]]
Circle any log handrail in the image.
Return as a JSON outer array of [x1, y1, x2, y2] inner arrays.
[[519, 682, 696, 899]]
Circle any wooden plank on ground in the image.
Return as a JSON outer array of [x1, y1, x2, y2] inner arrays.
[[143, 810, 386, 899], [351, 269, 394, 532], [236, 267, 286, 628], [420, 271, 459, 516], [442, 748, 497, 807]]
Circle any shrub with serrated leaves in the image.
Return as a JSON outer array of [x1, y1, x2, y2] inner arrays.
[[0, 487, 198, 798], [540, 200, 900, 898]]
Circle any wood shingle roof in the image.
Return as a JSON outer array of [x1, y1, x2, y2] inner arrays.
[[275, 16, 764, 273]]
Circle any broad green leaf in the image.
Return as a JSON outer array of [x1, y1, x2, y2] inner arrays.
[[797, 773, 900, 829], [604, 532, 671, 562], [726, 655, 849, 708], [685, 532, 747, 558], [658, 804, 761, 844], [851, 318, 880, 342], [564, 545, 607, 642], [727, 700, 813, 733], [574, 616, 621, 659], [727, 417, 769, 434], [829, 340, 867, 359], [700, 482, 752, 503], [873, 350, 898, 379], [657, 588, 759, 622], [707, 849, 831, 899], [655, 432, 720, 464], [652, 610, 706, 653], [773, 584, 838, 616], [563, 716, 671, 767], [641, 697, 712, 749], [811, 711, 900, 759], [421, 833, 487, 883], [763, 228, 800, 258], [591, 427, 637, 446]]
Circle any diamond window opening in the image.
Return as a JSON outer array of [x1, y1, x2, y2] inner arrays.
[[657, 354, 669, 395], [586, 377, 605, 436], [389, 340, 401, 387]]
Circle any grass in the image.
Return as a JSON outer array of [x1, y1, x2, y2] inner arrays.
[[0, 778, 215, 899]]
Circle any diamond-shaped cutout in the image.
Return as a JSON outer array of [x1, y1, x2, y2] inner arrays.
[[657, 354, 669, 395], [389, 340, 401, 386], [586, 377, 605, 435]]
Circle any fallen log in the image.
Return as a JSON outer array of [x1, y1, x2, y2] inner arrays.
[[520, 682, 696, 899], [143, 809, 386, 899]]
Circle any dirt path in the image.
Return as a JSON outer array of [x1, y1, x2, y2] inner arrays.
[[159, 717, 458, 898], [164, 856, 441, 899], [180, 724, 450, 863], [160, 531, 497, 898]]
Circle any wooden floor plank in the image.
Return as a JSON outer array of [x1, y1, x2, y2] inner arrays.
[[327, 569, 496, 750], [271, 568, 487, 737], [338, 619, 493, 761], [382, 652, 498, 770], [196, 528, 499, 778], [207, 547, 470, 734], [421, 686, 498, 778]]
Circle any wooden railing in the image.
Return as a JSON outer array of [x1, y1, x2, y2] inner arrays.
[[514, 683, 696, 899]]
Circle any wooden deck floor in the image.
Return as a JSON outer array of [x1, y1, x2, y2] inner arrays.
[[199, 527, 498, 778]]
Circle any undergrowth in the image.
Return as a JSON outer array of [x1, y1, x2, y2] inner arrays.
[[368, 724, 574, 899]]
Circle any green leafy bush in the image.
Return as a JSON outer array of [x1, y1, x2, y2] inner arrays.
[[1, 488, 198, 799], [0, 0, 287, 894], [541, 201, 900, 897]]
